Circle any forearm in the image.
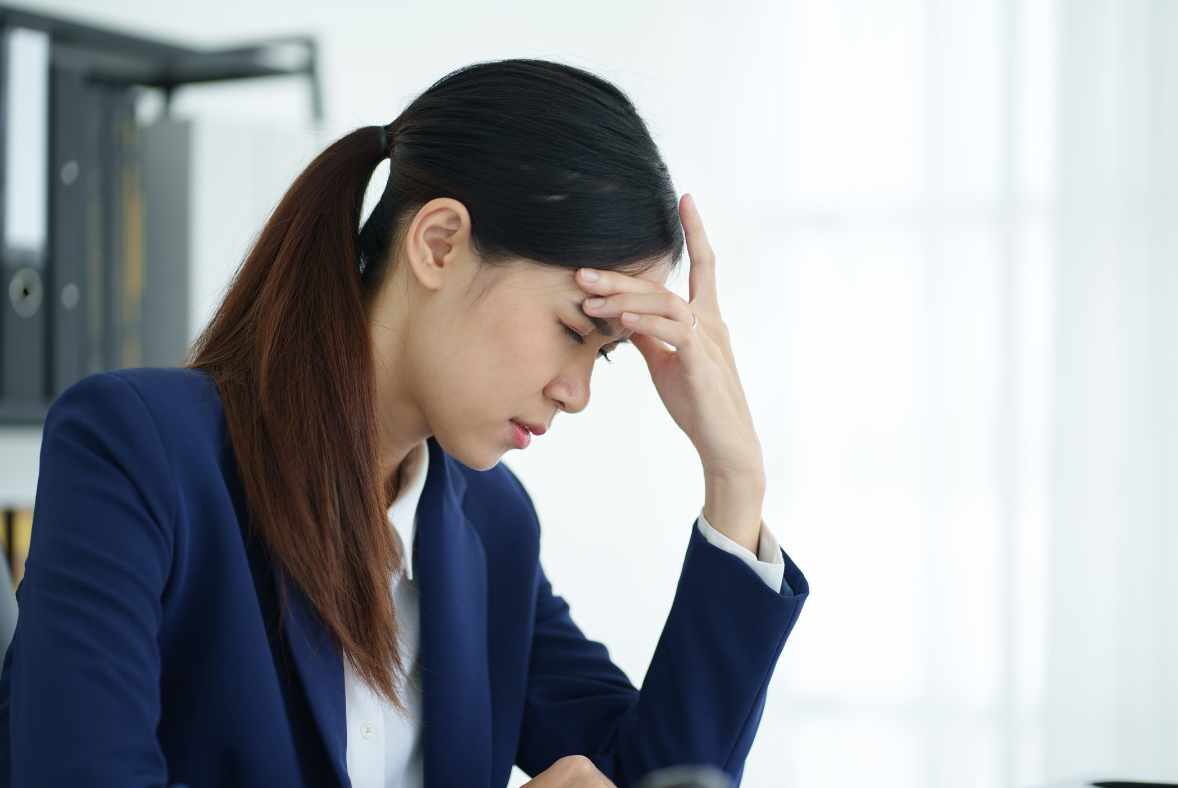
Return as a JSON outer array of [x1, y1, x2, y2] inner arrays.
[[606, 520, 804, 785]]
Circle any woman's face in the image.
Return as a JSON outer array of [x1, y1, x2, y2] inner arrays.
[[368, 197, 673, 473]]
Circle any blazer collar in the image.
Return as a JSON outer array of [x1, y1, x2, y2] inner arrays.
[[277, 435, 490, 788]]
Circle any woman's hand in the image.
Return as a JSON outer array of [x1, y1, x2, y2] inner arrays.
[[575, 193, 765, 486], [522, 755, 617, 787]]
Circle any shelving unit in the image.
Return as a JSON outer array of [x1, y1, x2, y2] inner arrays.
[[0, 5, 324, 582]]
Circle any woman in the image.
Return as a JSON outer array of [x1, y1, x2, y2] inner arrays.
[[0, 59, 807, 787]]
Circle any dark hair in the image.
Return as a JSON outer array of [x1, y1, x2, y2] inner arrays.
[[186, 57, 684, 709]]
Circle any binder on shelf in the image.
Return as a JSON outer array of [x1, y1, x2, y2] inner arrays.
[[0, 4, 322, 426], [48, 63, 100, 394], [49, 72, 147, 399], [0, 26, 50, 422], [98, 83, 145, 371]]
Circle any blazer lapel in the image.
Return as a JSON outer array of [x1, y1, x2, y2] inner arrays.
[[278, 570, 351, 788], [223, 435, 351, 788], [415, 436, 493, 786], [232, 433, 491, 788]]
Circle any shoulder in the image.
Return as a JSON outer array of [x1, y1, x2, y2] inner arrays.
[[52, 365, 223, 436], [46, 366, 206, 435], [52, 366, 219, 418], [37, 368, 208, 543], [46, 366, 229, 481], [103, 366, 221, 415]]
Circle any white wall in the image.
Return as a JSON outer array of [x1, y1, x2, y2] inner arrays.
[[12, 1, 1177, 786]]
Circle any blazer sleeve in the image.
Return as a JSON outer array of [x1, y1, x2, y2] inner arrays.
[[3, 371, 177, 787], [513, 513, 809, 787]]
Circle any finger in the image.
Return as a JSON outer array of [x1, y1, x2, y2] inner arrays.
[[582, 291, 692, 325], [574, 266, 660, 296], [680, 193, 719, 309], [619, 311, 702, 355]]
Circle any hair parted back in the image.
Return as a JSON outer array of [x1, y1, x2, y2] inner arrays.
[[186, 57, 685, 708]]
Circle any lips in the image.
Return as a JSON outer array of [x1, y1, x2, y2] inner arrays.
[[509, 420, 532, 449], [512, 419, 547, 436]]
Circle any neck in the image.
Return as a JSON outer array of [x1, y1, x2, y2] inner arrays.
[[382, 439, 424, 508], [368, 306, 431, 508]]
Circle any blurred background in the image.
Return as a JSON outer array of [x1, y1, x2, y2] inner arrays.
[[0, 1, 1174, 786]]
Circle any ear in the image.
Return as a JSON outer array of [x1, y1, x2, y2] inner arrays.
[[403, 197, 475, 291]]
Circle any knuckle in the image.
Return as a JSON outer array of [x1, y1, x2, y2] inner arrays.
[[572, 755, 599, 776], [574, 753, 603, 777], [557, 754, 595, 774], [555, 754, 606, 782]]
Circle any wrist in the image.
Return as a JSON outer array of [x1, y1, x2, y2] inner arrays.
[[701, 443, 766, 490], [702, 474, 765, 554]]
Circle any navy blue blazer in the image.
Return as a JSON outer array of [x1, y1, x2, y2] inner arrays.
[[0, 367, 808, 787]]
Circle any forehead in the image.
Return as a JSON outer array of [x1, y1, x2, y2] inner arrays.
[[504, 255, 674, 291], [632, 259, 674, 285], [579, 256, 674, 286]]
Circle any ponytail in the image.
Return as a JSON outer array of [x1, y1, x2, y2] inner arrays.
[[187, 124, 409, 710]]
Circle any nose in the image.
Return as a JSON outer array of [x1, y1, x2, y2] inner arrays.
[[545, 367, 592, 415]]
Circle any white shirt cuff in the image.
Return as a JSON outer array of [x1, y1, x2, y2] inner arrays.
[[695, 510, 789, 594]]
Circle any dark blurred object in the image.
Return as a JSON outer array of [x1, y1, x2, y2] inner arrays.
[[1091, 782, 1177, 787], [0, 3, 321, 424], [635, 765, 734, 788]]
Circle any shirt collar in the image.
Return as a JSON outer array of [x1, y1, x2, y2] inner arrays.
[[387, 439, 429, 581]]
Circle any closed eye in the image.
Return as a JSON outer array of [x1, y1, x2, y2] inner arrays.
[[563, 324, 617, 363]]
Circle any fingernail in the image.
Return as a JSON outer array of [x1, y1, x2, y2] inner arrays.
[[585, 297, 605, 309], [579, 268, 599, 282]]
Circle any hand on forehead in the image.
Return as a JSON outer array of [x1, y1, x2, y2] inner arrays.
[[572, 260, 674, 336]]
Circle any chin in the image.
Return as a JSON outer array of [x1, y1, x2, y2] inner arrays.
[[434, 430, 503, 472]]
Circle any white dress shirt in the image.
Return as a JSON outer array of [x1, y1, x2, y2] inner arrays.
[[343, 439, 789, 788]]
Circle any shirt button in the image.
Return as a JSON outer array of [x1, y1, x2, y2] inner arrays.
[[361, 721, 375, 740]]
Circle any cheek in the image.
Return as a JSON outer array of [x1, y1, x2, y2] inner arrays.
[[447, 314, 543, 389], [490, 308, 556, 359], [499, 329, 559, 382], [449, 300, 570, 394]]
